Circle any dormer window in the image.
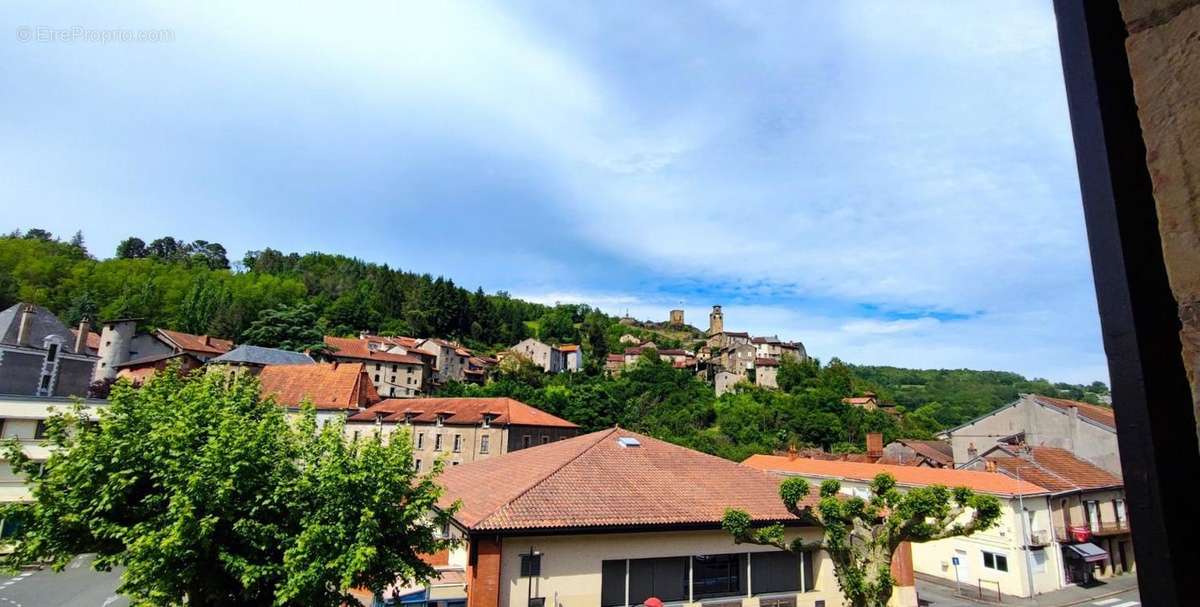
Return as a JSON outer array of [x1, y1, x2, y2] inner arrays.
[[404, 412, 416, 425], [435, 414, 446, 427], [375, 413, 386, 426], [482, 413, 495, 429]]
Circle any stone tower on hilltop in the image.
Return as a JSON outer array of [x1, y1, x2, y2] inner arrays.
[[708, 305, 724, 335], [669, 309, 684, 326]]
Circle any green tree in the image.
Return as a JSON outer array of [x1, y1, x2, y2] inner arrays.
[[241, 302, 326, 352], [722, 473, 1002, 607], [175, 278, 231, 335], [116, 237, 147, 259], [0, 369, 457, 606]]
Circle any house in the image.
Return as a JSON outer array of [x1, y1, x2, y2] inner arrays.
[[344, 397, 579, 470], [706, 331, 752, 350], [621, 346, 690, 367], [509, 338, 563, 373], [962, 444, 1133, 584], [0, 303, 98, 397], [418, 338, 470, 383], [69, 327, 100, 356], [942, 394, 1122, 476], [752, 336, 808, 362], [0, 395, 106, 509], [743, 455, 1061, 599], [841, 393, 880, 411], [257, 362, 380, 424], [114, 351, 204, 383], [93, 319, 234, 381], [604, 354, 624, 374], [425, 428, 849, 607], [322, 336, 430, 398], [464, 355, 497, 384], [754, 357, 779, 388], [879, 439, 955, 468], [714, 370, 742, 396], [206, 344, 313, 378], [557, 344, 583, 372]]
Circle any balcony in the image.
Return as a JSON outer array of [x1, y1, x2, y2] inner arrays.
[[1026, 529, 1053, 546], [1055, 525, 1093, 543], [1091, 521, 1131, 536]]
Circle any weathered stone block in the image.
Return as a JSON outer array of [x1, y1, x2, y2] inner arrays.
[[1120, 0, 1200, 33]]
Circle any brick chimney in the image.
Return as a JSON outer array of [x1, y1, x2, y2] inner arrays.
[[984, 460, 997, 473], [866, 432, 884, 458], [787, 444, 798, 461], [75, 317, 90, 353], [967, 442, 978, 460], [16, 303, 35, 347]]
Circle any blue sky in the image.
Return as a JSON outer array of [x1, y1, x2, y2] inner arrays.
[[1, 1, 1106, 384]]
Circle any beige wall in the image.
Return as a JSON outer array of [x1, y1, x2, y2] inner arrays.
[[344, 421, 507, 471], [495, 528, 842, 607], [947, 396, 1122, 475], [0, 396, 105, 503], [1118, 0, 1200, 442], [356, 358, 426, 398]]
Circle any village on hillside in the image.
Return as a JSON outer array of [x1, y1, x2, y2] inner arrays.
[[0, 298, 1134, 606]]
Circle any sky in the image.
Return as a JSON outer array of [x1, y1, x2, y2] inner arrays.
[[0, 1, 1107, 384]]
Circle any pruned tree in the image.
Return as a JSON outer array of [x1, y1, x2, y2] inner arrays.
[[722, 473, 1002, 607]]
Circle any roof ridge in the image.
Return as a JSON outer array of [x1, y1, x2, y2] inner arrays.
[[473, 428, 620, 528]]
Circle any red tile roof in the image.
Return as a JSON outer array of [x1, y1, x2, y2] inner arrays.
[[258, 362, 380, 410], [437, 428, 819, 531], [347, 397, 578, 428], [69, 328, 101, 352], [156, 329, 234, 356], [894, 440, 955, 466], [754, 357, 780, 367], [324, 336, 426, 365], [557, 344, 580, 352], [742, 454, 1049, 497], [981, 446, 1122, 493], [1030, 395, 1116, 429], [606, 354, 624, 363]]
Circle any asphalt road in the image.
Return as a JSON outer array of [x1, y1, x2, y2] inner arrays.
[[0, 555, 126, 607], [916, 578, 1143, 607]]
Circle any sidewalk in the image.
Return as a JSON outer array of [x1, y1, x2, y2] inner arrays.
[[915, 572, 1139, 606]]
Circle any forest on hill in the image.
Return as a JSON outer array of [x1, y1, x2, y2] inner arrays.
[[1, 228, 1108, 457]]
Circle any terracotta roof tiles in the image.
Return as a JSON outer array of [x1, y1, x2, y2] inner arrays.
[[742, 454, 1049, 497], [257, 362, 379, 410], [347, 397, 578, 428], [156, 329, 234, 356], [981, 445, 1122, 493], [1030, 395, 1116, 429], [324, 336, 426, 365], [438, 429, 818, 531]]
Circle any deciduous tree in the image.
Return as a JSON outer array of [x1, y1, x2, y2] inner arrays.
[[0, 369, 458, 607]]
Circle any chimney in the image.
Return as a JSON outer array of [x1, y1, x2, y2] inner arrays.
[[967, 442, 978, 460], [16, 303, 35, 347], [75, 317, 89, 352], [985, 460, 997, 473], [866, 432, 884, 458], [787, 444, 798, 461], [203, 335, 212, 347]]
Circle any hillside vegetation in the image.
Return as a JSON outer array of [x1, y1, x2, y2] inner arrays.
[[2, 229, 1108, 457]]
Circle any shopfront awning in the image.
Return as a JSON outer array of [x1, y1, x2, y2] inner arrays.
[[1065, 542, 1109, 563]]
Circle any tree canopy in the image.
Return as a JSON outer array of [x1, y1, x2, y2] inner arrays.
[[722, 473, 1002, 607], [0, 368, 458, 606]]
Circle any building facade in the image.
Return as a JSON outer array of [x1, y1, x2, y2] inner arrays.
[[942, 394, 1122, 476], [323, 336, 429, 398], [344, 397, 579, 471], [0, 303, 97, 397]]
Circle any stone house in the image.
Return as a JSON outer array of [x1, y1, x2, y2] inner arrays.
[[0, 303, 98, 398], [706, 331, 751, 350], [93, 320, 233, 381], [509, 338, 563, 373], [418, 338, 470, 384], [942, 394, 1122, 476], [557, 344, 583, 372], [714, 370, 742, 396], [114, 351, 204, 384], [753, 357, 779, 388], [343, 397, 579, 471]]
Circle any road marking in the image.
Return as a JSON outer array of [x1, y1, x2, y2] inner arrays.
[[102, 596, 121, 607], [1093, 600, 1121, 606]]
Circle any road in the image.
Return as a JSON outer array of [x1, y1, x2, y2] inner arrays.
[[916, 579, 1142, 607], [0, 555, 126, 607]]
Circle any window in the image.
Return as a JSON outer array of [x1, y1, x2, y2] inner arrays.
[[528, 599, 545, 607], [389, 387, 395, 396], [375, 363, 381, 370], [416, 433, 424, 449], [482, 414, 492, 429], [480, 435, 490, 454], [541, 435, 550, 444], [982, 551, 1008, 572], [390, 376, 395, 383], [751, 551, 814, 594], [352, 431, 360, 441], [46, 343, 58, 362], [374, 374, 380, 382], [39, 374, 52, 391], [436, 414, 445, 427], [1031, 547, 1047, 573], [520, 553, 542, 577], [453, 434, 462, 452], [628, 557, 688, 604], [434, 434, 443, 451], [414, 459, 421, 472], [522, 435, 532, 449], [34, 420, 48, 439], [693, 553, 745, 599], [391, 364, 397, 372]]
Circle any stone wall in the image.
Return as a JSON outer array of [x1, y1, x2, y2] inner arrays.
[[1118, 0, 1200, 444]]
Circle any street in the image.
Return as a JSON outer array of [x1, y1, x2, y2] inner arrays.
[[0, 555, 125, 607], [916, 577, 1142, 607]]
